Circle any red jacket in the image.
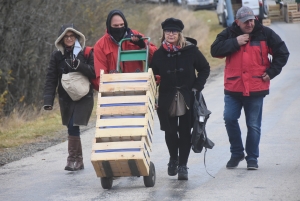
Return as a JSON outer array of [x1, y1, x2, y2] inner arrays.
[[93, 29, 157, 91], [211, 21, 289, 97], [224, 40, 270, 96]]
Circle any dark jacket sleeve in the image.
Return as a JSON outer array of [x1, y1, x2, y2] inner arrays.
[[210, 28, 240, 58], [264, 27, 289, 79], [43, 51, 59, 106], [73, 50, 96, 79], [149, 51, 159, 76], [193, 48, 210, 92]]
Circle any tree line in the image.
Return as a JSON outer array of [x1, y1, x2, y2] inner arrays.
[[0, 0, 147, 117]]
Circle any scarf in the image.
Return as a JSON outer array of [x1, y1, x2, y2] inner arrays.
[[162, 40, 181, 52]]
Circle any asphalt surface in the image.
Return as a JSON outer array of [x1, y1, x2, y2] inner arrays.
[[0, 22, 299, 201]]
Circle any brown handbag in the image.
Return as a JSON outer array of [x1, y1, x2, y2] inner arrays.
[[169, 90, 186, 117]]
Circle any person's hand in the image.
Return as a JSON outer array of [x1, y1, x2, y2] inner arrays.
[[44, 105, 53, 110], [130, 34, 145, 48], [131, 35, 141, 42], [237, 34, 250, 46], [262, 72, 270, 82]]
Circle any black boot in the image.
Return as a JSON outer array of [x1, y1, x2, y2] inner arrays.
[[178, 165, 188, 180], [168, 157, 179, 176]]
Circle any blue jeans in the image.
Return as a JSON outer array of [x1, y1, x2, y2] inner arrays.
[[224, 95, 264, 162], [67, 115, 80, 136]]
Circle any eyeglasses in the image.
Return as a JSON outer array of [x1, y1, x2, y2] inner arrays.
[[64, 34, 75, 40], [164, 30, 179, 35]]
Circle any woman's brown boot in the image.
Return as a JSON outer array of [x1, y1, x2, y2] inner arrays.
[[64, 136, 76, 171], [74, 137, 84, 170]]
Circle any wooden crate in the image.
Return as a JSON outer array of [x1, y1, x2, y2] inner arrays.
[[263, 18, 271, 26], [287, 11, 300, 23], [268, 4, 283, 21], [91, 138, 151, 177], [284, 3, 299, 22], [91, 69, 156, 178]]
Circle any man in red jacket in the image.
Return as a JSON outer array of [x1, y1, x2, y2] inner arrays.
[[93, 9, 157, 90], [211, 6, 289, 170]]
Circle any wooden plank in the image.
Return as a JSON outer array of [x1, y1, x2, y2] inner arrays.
[[98, 94, 147, 104], [91, 156, 103, 177], [100, 72, 150, 82], [94, 127, 152, 149], [99, 83, 151, 93], [90, 150, 146, 165], [291, 18, 300, 23], [263, 19, 271, 26], [291, 12, 300, 17], [269, 10, 281, 16], [96, 105, 147, 116], [95, 127, 147, 138], [96, 117, 147, 127], [92, 141, 144, 150], [116, 160, 131, 177]]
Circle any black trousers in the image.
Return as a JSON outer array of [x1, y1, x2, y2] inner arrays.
[[165, 109, 192, 166]]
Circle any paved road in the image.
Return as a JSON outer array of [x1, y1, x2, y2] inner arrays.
[[0, 22, 299, 201]]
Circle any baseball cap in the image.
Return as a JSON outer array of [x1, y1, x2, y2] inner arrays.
[[236, 6, 255, 23]]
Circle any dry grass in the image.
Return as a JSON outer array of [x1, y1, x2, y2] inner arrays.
[[0, 102, 64, 149], [0, 3, 226, 150], [146, 5, 209, 47]]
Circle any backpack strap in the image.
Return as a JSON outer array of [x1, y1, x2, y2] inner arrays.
[[84, 46, 93, 59]]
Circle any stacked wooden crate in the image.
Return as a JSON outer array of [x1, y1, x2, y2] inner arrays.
[[91, 69, 156, 178], [284, 3, 300, 23], [230, 0, 242, 18], [268, 4, 284, 21], [262, 18, 271, 26]]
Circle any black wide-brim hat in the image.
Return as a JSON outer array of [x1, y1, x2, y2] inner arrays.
[[161, 18, 184, 32]]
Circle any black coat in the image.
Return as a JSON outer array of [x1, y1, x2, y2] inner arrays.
[[150, 37, 210, 132], [44, 49, 95, 126]]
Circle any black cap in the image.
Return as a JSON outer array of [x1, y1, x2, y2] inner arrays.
[[161, 18, 184, 31]]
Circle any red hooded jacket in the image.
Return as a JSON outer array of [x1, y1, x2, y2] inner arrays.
[[93, 29, 157, 91]]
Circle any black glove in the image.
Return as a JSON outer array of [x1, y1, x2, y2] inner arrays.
[[130, 34, 145, 48]]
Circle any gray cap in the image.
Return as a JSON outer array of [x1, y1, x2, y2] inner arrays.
[[236, 6, 255, 23]]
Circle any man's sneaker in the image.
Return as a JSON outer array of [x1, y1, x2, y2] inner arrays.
[[247, 160, 258, 170], [178, 165, 188, 180], [168, 158, 179, 176], [226, 154, 245, 169]]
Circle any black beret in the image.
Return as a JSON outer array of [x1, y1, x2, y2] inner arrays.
[[161, 18, 184, 31]]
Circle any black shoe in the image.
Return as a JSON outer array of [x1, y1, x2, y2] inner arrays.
[[226, 154, 245, 169], [247, 160, 258, 170], [178, 165, 188, 180], [168, 158, 179, 176]]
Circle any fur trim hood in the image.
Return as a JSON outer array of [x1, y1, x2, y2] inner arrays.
[[54, 23, 85, 55]]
